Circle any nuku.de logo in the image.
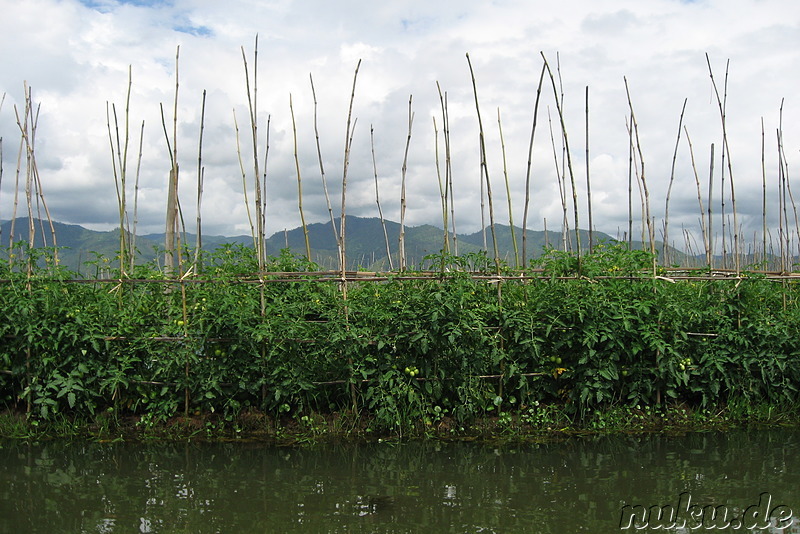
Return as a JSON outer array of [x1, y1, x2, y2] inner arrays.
[[619, 492, 793, 530]]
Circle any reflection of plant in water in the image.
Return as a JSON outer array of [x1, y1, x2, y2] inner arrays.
[[3, 432, 800, 533]]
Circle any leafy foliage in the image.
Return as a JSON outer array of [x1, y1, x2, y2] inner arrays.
[[1, 241, 799, 434]]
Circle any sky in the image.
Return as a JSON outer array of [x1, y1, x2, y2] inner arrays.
[[0, 0, 798, 254]]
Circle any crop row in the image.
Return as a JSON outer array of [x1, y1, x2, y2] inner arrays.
[[1, 244, 799, 433]]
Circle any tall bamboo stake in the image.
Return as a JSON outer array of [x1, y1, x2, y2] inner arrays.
[[761, 118, 767, 265], [548, 107, 569, 251], [398, 95, 414, 271], [106, 102, 126, 275], [232, 110, 256, 251], [0, 93, 3, 240], [778, 131, 786, 271], [193, 90, 206, 269], [436, 84, 458, 256], [310, 74, 341, 254], [624, 76, 655, 270], [370, 125, 393, 269], [778, 100, 800, 266], [15, 85, 57, 261], [289, 93, 312, 261], [8, 107, 24, 262], [707, 143, 715, 268], [627, 110, 633, 250], [497, 108, 519, 266], [466, 53, 501, 270], [131, 120, 144, 273], [435, 83, 451, 256], [522, 63, 547, 266], [339, 60, 361, 412], [261, 115, 270, 263], [339, 59, 361, 275], [0, 137, 3, 239], [627, 117, 647, 249], [706, 55, 739, 274], [242, 37, 265, 269], [683, 127, 709, 266], [584, 86, 593, 252], [164, 46, 180, 274], [479, 134, 487, 252], [663, 98, 687, 266], [542, 52, 580, 262], [433, 116, 448, 257]]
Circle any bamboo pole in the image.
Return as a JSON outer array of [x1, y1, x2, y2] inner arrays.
[[131, 120, 144, 273], [542, 52, 580, 262], [707, 143, 715, 269], [627, 110, 633, 250], [434, 84, 450, 256], [163, 46, 180, 274], [584, 86, 593, 252], [497, 108, 519, 267], [106, 102, 124, 274], [15, 85, 58, 262], [241, 37, 265, 270], [663, 98, 687, 266], [627, 116, 647, 250], [310, 74, 341, 255], [193, 90, 206, 270], [289, 93, 312, 260], [777, 128, 787, 272], [8, 104, 24, 264], [683, 127, 709, 266], [436, 84, 458, 256], [370, 125, 393, 269], [778, 100, 800, 267], [232, 109, 256, 252], [479, 134, 487, 252], [522, 63, 547, 266], [339, 59, 361, 411], [547, 107, 569, 251], [0, 92, 3, 248], [339, 59, 361, 275], [433, 116, 448, 257], [466, 53, 501, 271], [706, 55, 739, 274], [398, 95, 413, 271], [624, 77, 655, 272], [761, 118, 767, 267]]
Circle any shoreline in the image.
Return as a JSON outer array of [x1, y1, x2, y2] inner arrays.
[[3, 402, 797, 445]]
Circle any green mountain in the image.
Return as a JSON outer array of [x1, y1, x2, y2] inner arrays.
[[2, 216, 674, 274]]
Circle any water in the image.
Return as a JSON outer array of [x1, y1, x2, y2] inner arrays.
[[1, 430, 798, 533]]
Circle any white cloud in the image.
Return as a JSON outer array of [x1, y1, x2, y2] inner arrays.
[[0, 0, 797, 256]]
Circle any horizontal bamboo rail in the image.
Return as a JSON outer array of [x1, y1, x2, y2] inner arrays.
[[1, 268, 798, 285]]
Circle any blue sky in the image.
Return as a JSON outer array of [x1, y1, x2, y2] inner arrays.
[[0, 0, 798, 249]]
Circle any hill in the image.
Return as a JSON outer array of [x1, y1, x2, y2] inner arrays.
[[1, 216, 674, 273]]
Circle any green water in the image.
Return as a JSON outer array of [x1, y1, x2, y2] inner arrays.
[[1, 430, 798, 533]]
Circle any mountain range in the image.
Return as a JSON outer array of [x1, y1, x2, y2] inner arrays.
[[1, 216, 648, 274]]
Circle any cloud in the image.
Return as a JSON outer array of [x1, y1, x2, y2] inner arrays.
[[0, 0, 798, 256]]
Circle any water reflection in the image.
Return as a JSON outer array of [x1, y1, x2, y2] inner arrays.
[[0, 430, 798, 533]]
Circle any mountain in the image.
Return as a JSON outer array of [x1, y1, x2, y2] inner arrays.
[[2, 216, 674, 273]]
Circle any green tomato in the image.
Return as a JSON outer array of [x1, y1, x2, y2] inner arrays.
[[555, 357, 562, 365]]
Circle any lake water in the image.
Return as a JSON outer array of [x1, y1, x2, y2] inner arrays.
[[1, 430, 798, 533]]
